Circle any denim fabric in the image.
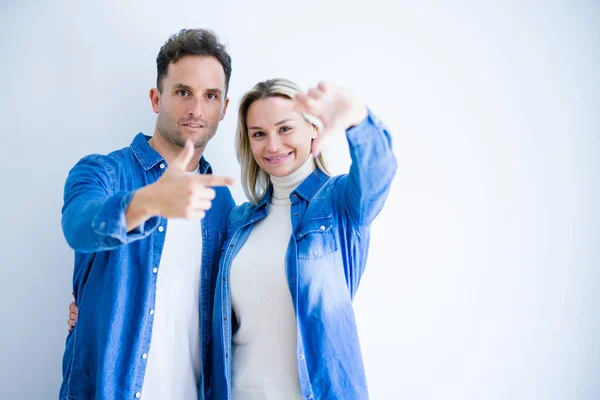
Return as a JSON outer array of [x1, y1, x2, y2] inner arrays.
[[211, 110, 397, 400], [60, 133, 234, 400]]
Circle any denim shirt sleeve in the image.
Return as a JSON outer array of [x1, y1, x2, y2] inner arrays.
[[61, 154, 159, 253], [339, 108, 398, 228]]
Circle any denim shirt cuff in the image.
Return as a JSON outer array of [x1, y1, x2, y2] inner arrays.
[[90, 190, 160, 244], [345, 108, 387, 146]]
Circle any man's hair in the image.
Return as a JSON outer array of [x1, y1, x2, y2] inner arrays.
[[156, 28, 232, 94]]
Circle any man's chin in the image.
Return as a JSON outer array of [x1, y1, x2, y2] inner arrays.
[[173, 133, 211, 149]]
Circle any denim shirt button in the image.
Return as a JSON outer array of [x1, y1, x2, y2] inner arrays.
[[142, 353, 147, 360], [299, 353, 304, 360], [152, 267, 158, 274], [159, 163, 165, 169], [149, 309, 154, 315], [158, 226, 164, 233], [135, 392, 141, 399], [320, 225, 325, 231]]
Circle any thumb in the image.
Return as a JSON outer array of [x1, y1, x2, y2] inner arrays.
[[172, 139, 195, 170]]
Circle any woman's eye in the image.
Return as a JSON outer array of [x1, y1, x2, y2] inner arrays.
[[280, 126, 292, 133]]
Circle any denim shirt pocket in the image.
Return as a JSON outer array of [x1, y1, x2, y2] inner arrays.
[[296, 214, 338, 260]]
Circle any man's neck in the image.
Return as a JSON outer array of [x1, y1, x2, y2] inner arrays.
[[149, 130, 205, 172]]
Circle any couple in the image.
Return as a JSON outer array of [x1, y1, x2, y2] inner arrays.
[[61, 28, 396, 400]]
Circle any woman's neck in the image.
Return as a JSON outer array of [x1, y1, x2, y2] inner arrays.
[[270, 157, 316, 205]]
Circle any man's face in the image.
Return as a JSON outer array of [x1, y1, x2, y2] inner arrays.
[[151, 55, 229, 149]]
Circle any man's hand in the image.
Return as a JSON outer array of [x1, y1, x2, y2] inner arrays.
[[126, 140, 234, 230], [293, 82, 368, 156], [145, 140, 234, 219]]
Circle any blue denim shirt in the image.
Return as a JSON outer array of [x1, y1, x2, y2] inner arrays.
[[60, 133, 234, 400], [211, 110, 397, 400]]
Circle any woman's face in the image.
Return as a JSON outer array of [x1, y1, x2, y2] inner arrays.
[[246, 96, 317, 177]]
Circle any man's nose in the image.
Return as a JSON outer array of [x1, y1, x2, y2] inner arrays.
[[187, 98, 204, 119]]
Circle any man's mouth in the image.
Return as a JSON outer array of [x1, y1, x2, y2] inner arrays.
[[182, 123, 204, 128]]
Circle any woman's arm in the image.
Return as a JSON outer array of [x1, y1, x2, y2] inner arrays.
[[294, 82, 397, 227]]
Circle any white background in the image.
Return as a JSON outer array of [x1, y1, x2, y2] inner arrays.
[[1, 1, 598, 399]]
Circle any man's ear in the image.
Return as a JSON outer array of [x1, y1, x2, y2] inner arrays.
[[220, 97, 230, 121], [150, 88, 160, 114]]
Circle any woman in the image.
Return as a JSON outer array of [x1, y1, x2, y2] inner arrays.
[[210, 79, 396, 399], [67, 79, 397, 399]]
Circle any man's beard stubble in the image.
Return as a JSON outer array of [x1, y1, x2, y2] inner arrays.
[[157, 119, 215, 149]]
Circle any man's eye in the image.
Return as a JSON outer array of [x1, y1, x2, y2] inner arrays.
[[207, 93, 217, 100], [176, 90, 190, 97]]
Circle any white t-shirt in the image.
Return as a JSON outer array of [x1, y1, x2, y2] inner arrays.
[[141, 166, 203, 400]]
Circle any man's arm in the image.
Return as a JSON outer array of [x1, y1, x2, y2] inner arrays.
[[62, 141, 234, 253], [61, 154, 159, 253]]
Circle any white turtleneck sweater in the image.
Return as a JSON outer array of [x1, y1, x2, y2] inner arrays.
[[229, 157, 316, 400]]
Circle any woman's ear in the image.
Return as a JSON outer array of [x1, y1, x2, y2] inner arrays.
[[310, 123, 319, 140]]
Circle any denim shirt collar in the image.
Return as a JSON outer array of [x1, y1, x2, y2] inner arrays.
[[246, 168, 330, 222], [294, 168, 330, 202], [130, 133, 212, 174]]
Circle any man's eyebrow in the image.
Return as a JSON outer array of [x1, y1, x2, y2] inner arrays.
[[173, 83, 193, 91], [248, 119, 293, 130], [171, 85, 222, 95]]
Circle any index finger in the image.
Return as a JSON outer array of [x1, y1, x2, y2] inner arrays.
[[196, 175, 235, 187]]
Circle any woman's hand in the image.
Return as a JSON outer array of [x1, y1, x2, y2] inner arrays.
[[294, 82, 368, 156], [67, 301, 78, 333]]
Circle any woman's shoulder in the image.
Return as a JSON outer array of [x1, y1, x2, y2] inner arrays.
[[227, 201, 256, 224]]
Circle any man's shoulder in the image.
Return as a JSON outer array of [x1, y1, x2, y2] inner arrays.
[[212, 186, 236, 221], [72, 143, 137, 172]]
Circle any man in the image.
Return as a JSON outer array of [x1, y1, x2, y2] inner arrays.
[[60, 28, 234, 400]]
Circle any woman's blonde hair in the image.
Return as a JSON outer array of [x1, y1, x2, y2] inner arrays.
[[235, 78, 330, 204]]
